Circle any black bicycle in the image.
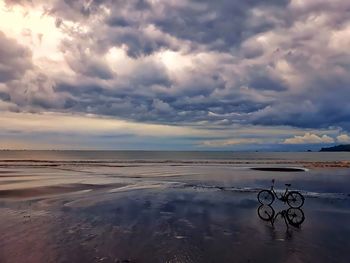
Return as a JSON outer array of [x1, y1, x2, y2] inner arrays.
[[257, 179, 304, 208], [257, 204, 305, 227]]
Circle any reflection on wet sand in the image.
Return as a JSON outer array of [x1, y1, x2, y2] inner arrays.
[[258, 205, 305, 235], [0, 160, 350, 263], [1, 187, 350, 263], [0, 183, 127, 198]]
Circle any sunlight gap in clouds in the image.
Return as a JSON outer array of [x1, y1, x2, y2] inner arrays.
[[0, 112, 345, 150], [0, 1, 64, 62], [0, 111, 217, 137]]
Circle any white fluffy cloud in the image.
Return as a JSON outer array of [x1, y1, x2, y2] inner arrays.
[[283, 133, 335, 144], [337, 134, 350, 143]]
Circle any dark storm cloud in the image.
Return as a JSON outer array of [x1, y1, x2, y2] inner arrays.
[[61, 43, 114, 80], [82, 0, 290, 56], [16, 0, 289, 57], [244, 66, 288, 91], [250, 75, 350, 130], [0, 31, 32, 83], [2, 0, 350, 133], [149, 0, 290, 51], [53, 69, 269, 125], [6, 72, 67, 111]]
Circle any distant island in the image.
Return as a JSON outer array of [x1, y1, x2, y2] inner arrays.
[[320, 145, 350, 152]]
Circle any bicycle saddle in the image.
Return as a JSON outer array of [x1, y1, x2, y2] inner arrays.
[[285, 183, 291, 187]]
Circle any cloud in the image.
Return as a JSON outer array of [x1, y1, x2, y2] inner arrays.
[[148, 0, 290, 52], [1, 0, 350, 150], [0, 111, 216, 138], [337, 134, 350, 143], [201, 138, 263, 147], [283, 133, 335, 144], [61, 41, 114, 80], [0, 111, 344, 150], [0, 31, 32, 83]]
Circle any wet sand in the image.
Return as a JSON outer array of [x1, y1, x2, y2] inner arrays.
[[0, 183, 126, 198], [0, 160, 350, 263]]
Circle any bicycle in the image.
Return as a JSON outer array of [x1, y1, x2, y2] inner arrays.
[[257, 179, 304, 208], [257, 204, 305, 227]]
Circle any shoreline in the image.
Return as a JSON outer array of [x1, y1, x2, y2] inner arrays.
[[0, 160, 349, 168]]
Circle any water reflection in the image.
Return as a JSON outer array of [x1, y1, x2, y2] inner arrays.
[[2, 186, 350, 263], [257, 204, 305, 230]]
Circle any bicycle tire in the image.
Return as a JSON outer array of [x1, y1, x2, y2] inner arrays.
[[287, 191, 304, 208], [287, 207, 305, 226], [257, 205, 275, 221], [257, 190, 275, 205]]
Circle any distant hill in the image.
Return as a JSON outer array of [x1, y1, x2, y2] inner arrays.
[[320, 145, 350, 152]]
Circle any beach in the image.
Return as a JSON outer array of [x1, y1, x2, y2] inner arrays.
[[0, 151, 349, 263]]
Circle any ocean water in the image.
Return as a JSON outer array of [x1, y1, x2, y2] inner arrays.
[[0, 151, 349, 262], [0, 150, 349, 162]]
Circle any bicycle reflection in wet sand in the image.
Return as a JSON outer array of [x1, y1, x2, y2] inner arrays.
[[257, 179, 305, 238], [257, 204, 305, 236]]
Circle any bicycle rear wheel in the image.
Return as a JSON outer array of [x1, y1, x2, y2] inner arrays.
[[257, 205, 275, 221], [287, 191, 304, 208], [257, 190, 275, 205]]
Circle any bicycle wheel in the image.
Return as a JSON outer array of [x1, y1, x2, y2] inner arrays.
[[287, 191, 304, 208], [257, 190, 275, 205], [258, 205, 275, 221], [287, 208, 305, 226]]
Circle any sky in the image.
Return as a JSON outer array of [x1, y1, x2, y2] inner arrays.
[[0, 0, 350, 150]]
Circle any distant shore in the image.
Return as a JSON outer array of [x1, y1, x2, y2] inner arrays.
[[320, 144, 350, 152]]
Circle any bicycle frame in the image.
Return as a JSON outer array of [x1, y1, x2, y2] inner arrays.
[[270, 180, 289, 202], [257, 205, 305, 229], [270, 210, 290, 229], [258, 179, 305, 208]]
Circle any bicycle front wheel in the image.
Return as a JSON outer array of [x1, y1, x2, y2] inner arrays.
[[287, 191, 304, 208], [257, 190, 275, 205], [287, 208, 305, 226]]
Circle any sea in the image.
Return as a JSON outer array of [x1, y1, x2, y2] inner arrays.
[[0, 150, 349, 162]]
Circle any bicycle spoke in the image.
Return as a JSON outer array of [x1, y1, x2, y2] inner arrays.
[[293, 193, 298, 201], [258, 205, 275, 221], [258, 190, 274, 205]]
